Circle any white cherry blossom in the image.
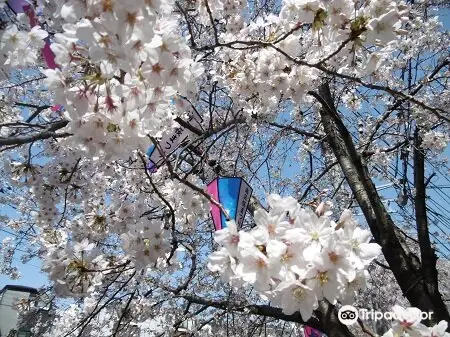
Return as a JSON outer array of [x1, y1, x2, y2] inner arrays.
[[208, 195, 381, 319]]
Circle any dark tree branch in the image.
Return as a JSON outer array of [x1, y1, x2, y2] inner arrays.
[[0, 120, 70, 146], [180, 293, 356, 337], [269, 122, 324, 140], [13, 102, 51, 123], [413, 127, 443, 323]]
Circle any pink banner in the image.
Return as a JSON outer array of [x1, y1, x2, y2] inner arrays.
[[304, 326, 327, 337], [8, 0, 57, 69], [207, 178, 222, 231]]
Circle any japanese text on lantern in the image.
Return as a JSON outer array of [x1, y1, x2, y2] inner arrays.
[[237, 186, 251, 225], [147, 110, 203, 170]]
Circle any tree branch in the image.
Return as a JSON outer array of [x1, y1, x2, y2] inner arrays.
[[0, 120, 70, 146], [179, 293, 356, 337]]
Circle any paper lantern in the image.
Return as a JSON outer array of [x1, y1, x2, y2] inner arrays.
[[304, 326, 327, 337], [146, 110, 203, 172], [207, 177, 253, 230], [146, 145, 158, 173]]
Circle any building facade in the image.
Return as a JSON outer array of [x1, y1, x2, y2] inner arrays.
[[0, 285, 38, 337]]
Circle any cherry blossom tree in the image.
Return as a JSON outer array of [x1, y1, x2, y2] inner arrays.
[[0, 0, 450, 336]]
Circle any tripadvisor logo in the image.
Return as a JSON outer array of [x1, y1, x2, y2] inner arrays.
[[338, 305, 434, 326], [338, 305, 359, 325]]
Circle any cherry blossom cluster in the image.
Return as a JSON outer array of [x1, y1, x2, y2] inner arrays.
[[42, 0, 204, 160], [197, 0, 247, 33], [208, 194, 381, 320], [41, 238, 109, 297], [214, 45, 320, 120], [381, 305, 450, 337], [421, 130, 450, 153], [0, 237, 21, 279], [0, 24, 49, 76], [211, 0, 408, 119], [2, 141, 210, 297], [160, 178, 209, 233]]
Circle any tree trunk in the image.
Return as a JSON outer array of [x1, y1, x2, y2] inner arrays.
[[314, 83, 450, 327]]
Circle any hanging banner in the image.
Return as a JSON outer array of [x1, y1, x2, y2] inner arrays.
[[6, 0, 28, 13], [146, 110, 203, 171], [207, 177, 253, 230], [7, 0, 57, 69], [303, 326, 327, 337]]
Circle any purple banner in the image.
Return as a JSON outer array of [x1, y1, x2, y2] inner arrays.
[[304, 326, 327, 337]]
